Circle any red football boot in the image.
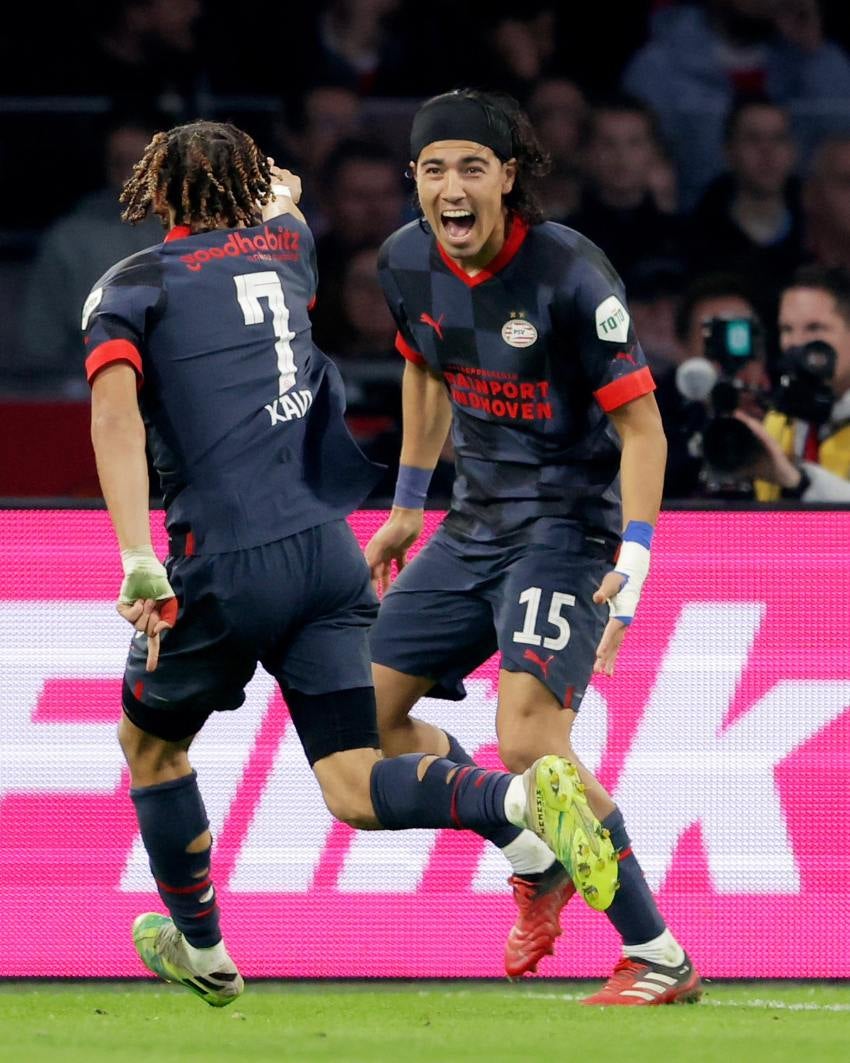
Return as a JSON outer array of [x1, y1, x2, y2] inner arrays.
[[583, 953, 703, 1006], [504, 864, 576, 979]]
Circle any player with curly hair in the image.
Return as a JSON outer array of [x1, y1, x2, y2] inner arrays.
[[84, 119, 620, 1007]]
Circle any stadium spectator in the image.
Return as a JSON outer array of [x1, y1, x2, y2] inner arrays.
[[802, 133, 850, 270], [563, 94, 685, 290], [322, 247, 395, 358], [623, 0, 850, 210], [740, 264, 850, 500], [85, 118, 601, 1005], [275, 85, 364, 236], [310, 0, 409, 95], [687, 97, 805, 319], [626, 264, 686, 379], [645, 144, 680, 216], [525, 77, 588, 219], [656, 272, 769, 498], [366, 89, 701, 1004], [326, 246, 408, 499], [75, 0, 210, 120], [311, 139, 408, 345], [477, 5, 560, 100], [15, 119, 162, 395]]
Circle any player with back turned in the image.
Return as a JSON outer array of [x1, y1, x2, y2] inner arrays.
[[84, 119, 620, 1007], [366, 90, 702, 1004]]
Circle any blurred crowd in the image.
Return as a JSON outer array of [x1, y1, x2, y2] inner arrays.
[[3, 0, 850, 501]]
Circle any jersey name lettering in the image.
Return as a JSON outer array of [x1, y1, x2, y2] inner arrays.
[[265, 389, 314, 425]]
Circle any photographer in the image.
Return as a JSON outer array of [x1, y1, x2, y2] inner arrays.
[[707, 265, 850, 502], [656, 273, 770, 498]]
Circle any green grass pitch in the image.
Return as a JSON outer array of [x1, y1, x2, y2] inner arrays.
[[1, 980, 848, 1063]]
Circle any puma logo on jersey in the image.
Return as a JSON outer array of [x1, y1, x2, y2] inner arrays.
[[420, 312, 445, 340], [615, 351, 637, 365], [523, 648, 555, 678], [264, 388, 314, 425]]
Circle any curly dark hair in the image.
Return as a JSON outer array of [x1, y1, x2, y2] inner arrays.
[[120, 120, 273, 232], [414, 88, 551, 226]]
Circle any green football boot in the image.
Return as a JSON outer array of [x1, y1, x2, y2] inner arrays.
[[523, 755, 619, 911], [132, 913, 244, 1007]]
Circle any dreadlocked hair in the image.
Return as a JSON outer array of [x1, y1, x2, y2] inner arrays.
[[120, 120, 273, 232]]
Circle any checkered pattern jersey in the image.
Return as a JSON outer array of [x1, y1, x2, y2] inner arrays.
[[377, 215, 656, 542]]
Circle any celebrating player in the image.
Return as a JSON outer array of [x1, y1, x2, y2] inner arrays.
[[84, 120, 619, 1008], [365, 90, 702, 1005]]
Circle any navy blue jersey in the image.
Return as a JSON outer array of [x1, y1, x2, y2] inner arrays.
[[378, 215, 656, 542], [84, 219, 382, 553]]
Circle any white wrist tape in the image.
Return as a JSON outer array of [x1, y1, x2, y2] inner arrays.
[[119, 546, 173, 603], [610, 540, 651, 625], [271, 184, 292, 198], [120, 545, 160, 576]]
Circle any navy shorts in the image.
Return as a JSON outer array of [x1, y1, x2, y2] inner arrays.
[[370, 522, 615, 710], [123, 520, 379, 755]]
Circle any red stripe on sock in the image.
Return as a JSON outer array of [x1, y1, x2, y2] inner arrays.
[[190, 905, 217, 919], [449, 766, 475, 829], [618, 846, 633, 861], [156, 877, 211, 895]]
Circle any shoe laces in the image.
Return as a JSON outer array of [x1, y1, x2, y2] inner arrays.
[[604, 956, 647, 988]]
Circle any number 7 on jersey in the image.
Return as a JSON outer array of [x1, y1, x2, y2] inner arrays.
[[234, 272, 297, 396]]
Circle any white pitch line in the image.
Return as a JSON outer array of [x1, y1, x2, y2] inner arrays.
[[417, 990, 850, 1012], [702, 999, 850, 1013]]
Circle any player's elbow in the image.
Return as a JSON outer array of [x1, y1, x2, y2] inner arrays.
[[498, 730, 555, 774]]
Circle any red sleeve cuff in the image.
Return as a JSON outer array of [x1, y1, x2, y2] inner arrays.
[[86, 339, 143, 385], [307, 295, 317, 311], [594, 365, 655, 412], [395, 330, 427, 366]]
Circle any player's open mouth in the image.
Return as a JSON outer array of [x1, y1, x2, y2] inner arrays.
[[441, 209, 475, 240]]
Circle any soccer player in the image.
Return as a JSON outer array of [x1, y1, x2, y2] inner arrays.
[[366, 90, 702, 1004], [85, 120, 619, 1007]]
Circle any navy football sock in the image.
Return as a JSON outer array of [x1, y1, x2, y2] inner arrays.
[[370, 754, 513, 834], [601, 808, 666, 946], [444, 731, 523, 850], [130, 771, 222, 948]]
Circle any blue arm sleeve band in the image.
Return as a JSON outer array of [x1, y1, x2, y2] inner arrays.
[[622, 520, 654, 549], [393, 464, 434, 509]]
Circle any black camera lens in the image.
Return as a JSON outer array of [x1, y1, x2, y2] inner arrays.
[[780, 340, 836, 382], [773, 340, 837, 424]]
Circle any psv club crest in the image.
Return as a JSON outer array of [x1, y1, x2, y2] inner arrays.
[[501, 312, 538, 348]]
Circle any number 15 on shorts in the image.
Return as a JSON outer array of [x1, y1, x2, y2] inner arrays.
[[512, 587, 575, 651]]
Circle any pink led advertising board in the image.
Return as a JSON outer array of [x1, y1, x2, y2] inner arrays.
[[1, 509, 848, 977]]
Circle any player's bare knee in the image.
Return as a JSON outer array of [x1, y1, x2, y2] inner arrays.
[[321, 778, 375, 828], [314, 751, 381, 828], [498, 737, 536, 775]]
